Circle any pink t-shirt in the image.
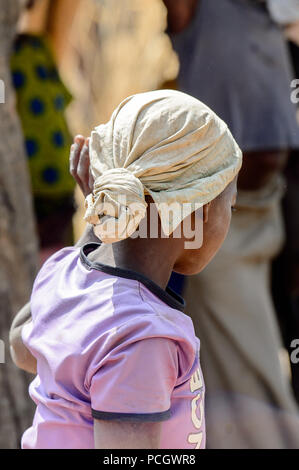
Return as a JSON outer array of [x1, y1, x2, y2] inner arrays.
[[22, 243, 205, 449]]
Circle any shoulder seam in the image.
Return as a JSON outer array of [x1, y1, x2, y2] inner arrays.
[[137, 282, 162, 316]]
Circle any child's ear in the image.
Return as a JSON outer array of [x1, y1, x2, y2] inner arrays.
[[203, 202, 211, 223]]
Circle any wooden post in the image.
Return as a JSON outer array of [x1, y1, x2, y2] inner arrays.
[[0, 0, 38, 449]]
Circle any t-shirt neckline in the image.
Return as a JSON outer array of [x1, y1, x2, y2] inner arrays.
[[80, 243, 185, 313]]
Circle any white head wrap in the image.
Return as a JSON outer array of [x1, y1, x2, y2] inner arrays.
[[84, 89, 242, 243]]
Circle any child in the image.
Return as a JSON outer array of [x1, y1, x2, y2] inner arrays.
[[10, 89, 242, 449]]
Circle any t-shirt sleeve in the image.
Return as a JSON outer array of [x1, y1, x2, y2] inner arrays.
[[89, 337, 179, 422]]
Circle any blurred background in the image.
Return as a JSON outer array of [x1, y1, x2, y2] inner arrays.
[[1, 0, 299, 449]]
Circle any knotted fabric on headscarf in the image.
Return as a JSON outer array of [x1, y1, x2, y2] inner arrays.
[[84, 89, 242, 243]]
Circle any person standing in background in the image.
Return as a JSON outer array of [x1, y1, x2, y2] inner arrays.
[[163, 0, 299, 448], [0, 0, 38, 449], [11, 0, 76, 264], [267, 0, 299, 409]]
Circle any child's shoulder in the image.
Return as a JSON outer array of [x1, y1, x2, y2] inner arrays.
[[40, 246, 79, 269], [31, 246, 79, 294]]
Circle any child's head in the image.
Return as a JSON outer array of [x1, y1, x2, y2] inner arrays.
[[172, 176, 237, 275], [84, 89, 242, 275]]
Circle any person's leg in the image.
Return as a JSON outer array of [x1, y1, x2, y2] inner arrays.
[[238, 150, 289, 191], [241, 149, 299, 404], [272, 151, 299, 404]]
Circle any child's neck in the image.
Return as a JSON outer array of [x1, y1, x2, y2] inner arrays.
[[90, 237, 179, 290]]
